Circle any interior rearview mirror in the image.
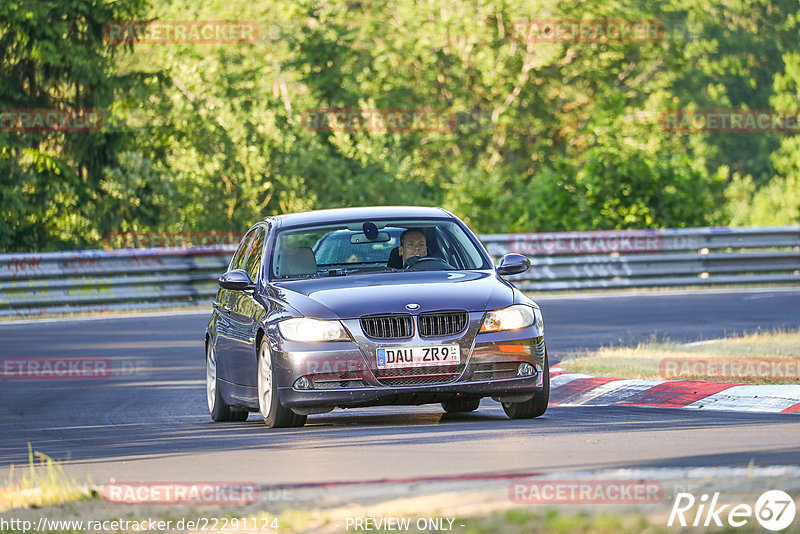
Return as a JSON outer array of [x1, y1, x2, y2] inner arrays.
[[350, 231, 391, 244]]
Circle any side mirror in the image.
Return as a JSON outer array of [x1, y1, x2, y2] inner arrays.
[[496, 253, 531, 276], [219, 269, 256, 291]]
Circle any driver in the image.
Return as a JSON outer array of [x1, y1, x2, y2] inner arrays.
[[398, 229, 427, 267]]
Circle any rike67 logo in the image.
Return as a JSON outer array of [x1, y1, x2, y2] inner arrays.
[[669, 490, 796, 531]]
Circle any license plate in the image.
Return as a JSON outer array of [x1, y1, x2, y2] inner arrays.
[[376, 345, 460, 369]]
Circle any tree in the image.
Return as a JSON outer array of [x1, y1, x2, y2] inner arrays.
[[0, 0, 150, 251]]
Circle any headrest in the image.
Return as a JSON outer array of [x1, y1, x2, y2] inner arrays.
[[276, 247, 317, 277]]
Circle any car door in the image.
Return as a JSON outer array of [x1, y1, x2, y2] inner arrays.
[[226, 225, 267, 387], [214, 228, 257, 383]]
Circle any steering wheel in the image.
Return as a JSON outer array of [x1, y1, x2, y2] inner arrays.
[[403, 255, 455, 271]]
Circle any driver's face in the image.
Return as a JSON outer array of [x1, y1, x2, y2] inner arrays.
[[399, 231, 427, 260]]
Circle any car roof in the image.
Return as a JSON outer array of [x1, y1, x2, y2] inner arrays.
[[266, 206, 453, 229]]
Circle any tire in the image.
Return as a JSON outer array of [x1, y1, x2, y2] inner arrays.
[[206, 342, 248, 422], [441, 397, 481, 413], [257, 340, 307, 428], [502, 350, 550, 419]]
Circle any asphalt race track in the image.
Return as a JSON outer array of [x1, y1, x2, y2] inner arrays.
[[1, 288, 799, 486]]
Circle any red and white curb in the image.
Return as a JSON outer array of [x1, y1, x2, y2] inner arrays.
[[549, 365, 800, 413]]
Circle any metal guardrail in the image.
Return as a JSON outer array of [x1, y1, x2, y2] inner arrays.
[[0, 226, 798, 316], [483, 225, 800, 291], [0, 247, 234, 317]]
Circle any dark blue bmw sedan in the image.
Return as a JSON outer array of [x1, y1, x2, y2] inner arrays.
[[206, 206, 548, 427]]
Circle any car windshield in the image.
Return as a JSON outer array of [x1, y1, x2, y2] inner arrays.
[[270, 219, 489, 279]]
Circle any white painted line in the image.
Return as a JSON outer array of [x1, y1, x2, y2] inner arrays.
[[685, 384, 800, 412], [562, 379, 667, 406], [749, 385, 800, 412], [531, 286, 800, 301], [681, 339, 725, 347], [0, 309, 211, 326], [550, 373, 595, 388], [528, 465, 800, 482], [562, 379, 628, 406], [552, 372, 800, 413]]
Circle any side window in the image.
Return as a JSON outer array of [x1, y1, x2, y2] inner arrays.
[[448, 225, 487, 269], [229, 229, 256, 271], [434, 228, 460, 268], [244, 228, 265, 281]]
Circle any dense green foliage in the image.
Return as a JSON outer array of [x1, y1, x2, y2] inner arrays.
[[2, 0, 799, 251]]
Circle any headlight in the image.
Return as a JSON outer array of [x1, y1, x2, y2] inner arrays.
[[479, 305, 536, 333], [278, 318, 350, 342]]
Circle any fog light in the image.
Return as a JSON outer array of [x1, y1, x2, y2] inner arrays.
[[293, 377, 311, 389], [517, 362, 535, 377]]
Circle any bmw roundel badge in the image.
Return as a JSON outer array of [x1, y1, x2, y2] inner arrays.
[[406, 303, 420, 310]]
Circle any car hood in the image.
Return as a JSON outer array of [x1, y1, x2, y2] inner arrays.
[[271, 271, 513, 319]]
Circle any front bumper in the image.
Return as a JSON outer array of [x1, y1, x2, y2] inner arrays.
[[267, 313, 546, 410], [279, 374, 543, 409]]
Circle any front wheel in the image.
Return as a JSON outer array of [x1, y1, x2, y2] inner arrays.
[[502, 350, 550, 419], [257, 340, 306, 428], [206, 342, 248, 422]]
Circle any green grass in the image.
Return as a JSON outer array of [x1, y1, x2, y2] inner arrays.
[[456, 509, 659, 534], [270, 508, 800, 534], [458, 508, 800, 534], [0, 445, 93, 513], [559, 329, 800, 383]]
